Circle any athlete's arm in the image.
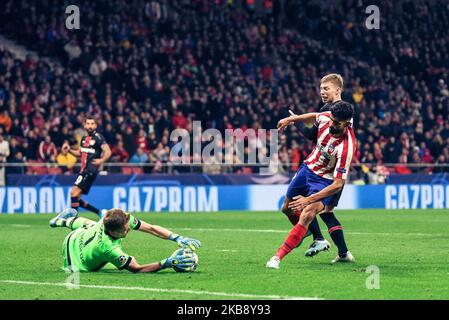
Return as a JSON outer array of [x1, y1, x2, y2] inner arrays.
[[63, 142, 81, 157], [137, 220, 172, 239], [277, 112, 319, 132], [126, 252, 196, 273], [288, 178, 345, 211], [138, 220, 201, 251], [92, 143, 112, 165], [126, 257, 163, 273]]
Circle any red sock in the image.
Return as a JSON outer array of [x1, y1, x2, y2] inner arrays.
[[287, 209, 302, 226], [276, 223, 308, 260]]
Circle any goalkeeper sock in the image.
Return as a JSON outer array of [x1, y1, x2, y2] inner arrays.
[[53, 218, 67, 228], [320, 212, 348, 257], [79, 199, 100, 215], [71, 197, 80, 210], [66, 217, 95, 230], [276, 223, 308, 260]]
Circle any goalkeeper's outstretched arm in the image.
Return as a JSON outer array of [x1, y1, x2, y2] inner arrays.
[[126, 257, 163, 273], [137, 220, 202, 251], [126, 252, 197, 273], [137, 220, 172, 239]]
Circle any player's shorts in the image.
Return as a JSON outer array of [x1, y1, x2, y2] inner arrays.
[[328, 187, 343, 208], [286, 163, 334, 207], [73, 171, 97, 195]]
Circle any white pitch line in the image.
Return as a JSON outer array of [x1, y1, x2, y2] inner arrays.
[[0, 280, 321, 300], [173, 227, 444, 237], [0, 224, 32, 228]]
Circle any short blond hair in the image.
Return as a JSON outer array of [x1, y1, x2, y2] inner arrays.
[[321, 74, 344, 90]]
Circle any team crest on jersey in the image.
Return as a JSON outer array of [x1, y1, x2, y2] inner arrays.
[[328, 144, 335, 154]]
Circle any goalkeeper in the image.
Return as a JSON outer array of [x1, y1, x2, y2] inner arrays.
[[49, 208, 201, 273]]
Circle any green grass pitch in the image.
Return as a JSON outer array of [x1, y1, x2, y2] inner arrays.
[[1, 210, 449, 300]]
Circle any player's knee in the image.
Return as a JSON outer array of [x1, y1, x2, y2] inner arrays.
[[299, 209, 315, 225], [281, 199, 292, 215], [281, 204, 291, 215], [71, 188, 81, 198]]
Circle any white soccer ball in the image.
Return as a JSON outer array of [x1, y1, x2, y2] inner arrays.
[[172, 248, 199, 273]]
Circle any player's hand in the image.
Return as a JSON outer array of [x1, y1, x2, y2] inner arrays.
[[277, 117, 292, 132], [160, 251, 195, 270], [62, 143, 70, 152], [92, 158, 104, 166], [288, 195, 311, 211], [288, 109, 297, 117], [277, 109, 297, 132], [169, 233, 202, 251]]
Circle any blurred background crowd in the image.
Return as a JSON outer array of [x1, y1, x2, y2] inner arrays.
[[0, 0, 447, 182]]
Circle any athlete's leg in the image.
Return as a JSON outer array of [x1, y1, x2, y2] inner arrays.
[[319, 203, 350, 258], [281, 197, 324, 240], [65, 216, 96, 230], [274, 201, 324, 260], [70, 186, 82, 211], [72, 173, 102, 216], [283, 164, 324, 240], [79, 199, 100, 215]]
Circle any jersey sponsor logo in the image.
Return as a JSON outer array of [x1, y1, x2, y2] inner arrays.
[[336, 168, 346, 173], [318, 145, 331, 160], [80, 147, 95, 154]]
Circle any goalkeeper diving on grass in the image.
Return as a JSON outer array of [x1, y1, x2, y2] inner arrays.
[[49, 208, 201, 273]]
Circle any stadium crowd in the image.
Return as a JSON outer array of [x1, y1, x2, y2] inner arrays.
[[0, 0, 447, 181]]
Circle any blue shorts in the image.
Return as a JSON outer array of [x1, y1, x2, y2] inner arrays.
[[286, 163, 334, 206]]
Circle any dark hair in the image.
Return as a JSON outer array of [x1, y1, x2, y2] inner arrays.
[[103, 208, 130, 233], [85, 114, 96, 122], [331, 101, 354, 121]]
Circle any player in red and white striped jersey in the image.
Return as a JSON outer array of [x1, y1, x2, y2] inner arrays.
[[267, 101, 356, 269], [304, 110, 356, 181]]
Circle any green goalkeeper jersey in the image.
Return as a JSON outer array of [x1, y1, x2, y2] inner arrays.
[[62, 215, 141, 272]]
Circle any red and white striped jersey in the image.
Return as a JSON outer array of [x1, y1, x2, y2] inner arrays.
[[304, 112, 356, 180]]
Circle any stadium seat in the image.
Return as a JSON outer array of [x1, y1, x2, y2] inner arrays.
[[121, 166, 133, 174]]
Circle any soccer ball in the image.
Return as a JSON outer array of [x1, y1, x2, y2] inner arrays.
[[172, 248, 199, 273]]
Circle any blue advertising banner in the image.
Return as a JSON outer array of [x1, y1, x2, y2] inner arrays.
[[1, 184, 448, 213]]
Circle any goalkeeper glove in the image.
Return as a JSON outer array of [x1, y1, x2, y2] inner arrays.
[[169, 233, 202, 251], [159, 250, 195, 270]]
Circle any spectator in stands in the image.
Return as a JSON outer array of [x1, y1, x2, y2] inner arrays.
[[38, 135, 57, 162], [56, 145, 77, 173], [129, 147, 149, 164], [64, 39, 82, 67], [136, 129, 150, 153], [89, 55, 107, 77], [0, 109, 12, 133], [0, 134, 10, 185], [111, 140, 130, 163], [0, 0, 447, 181]]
